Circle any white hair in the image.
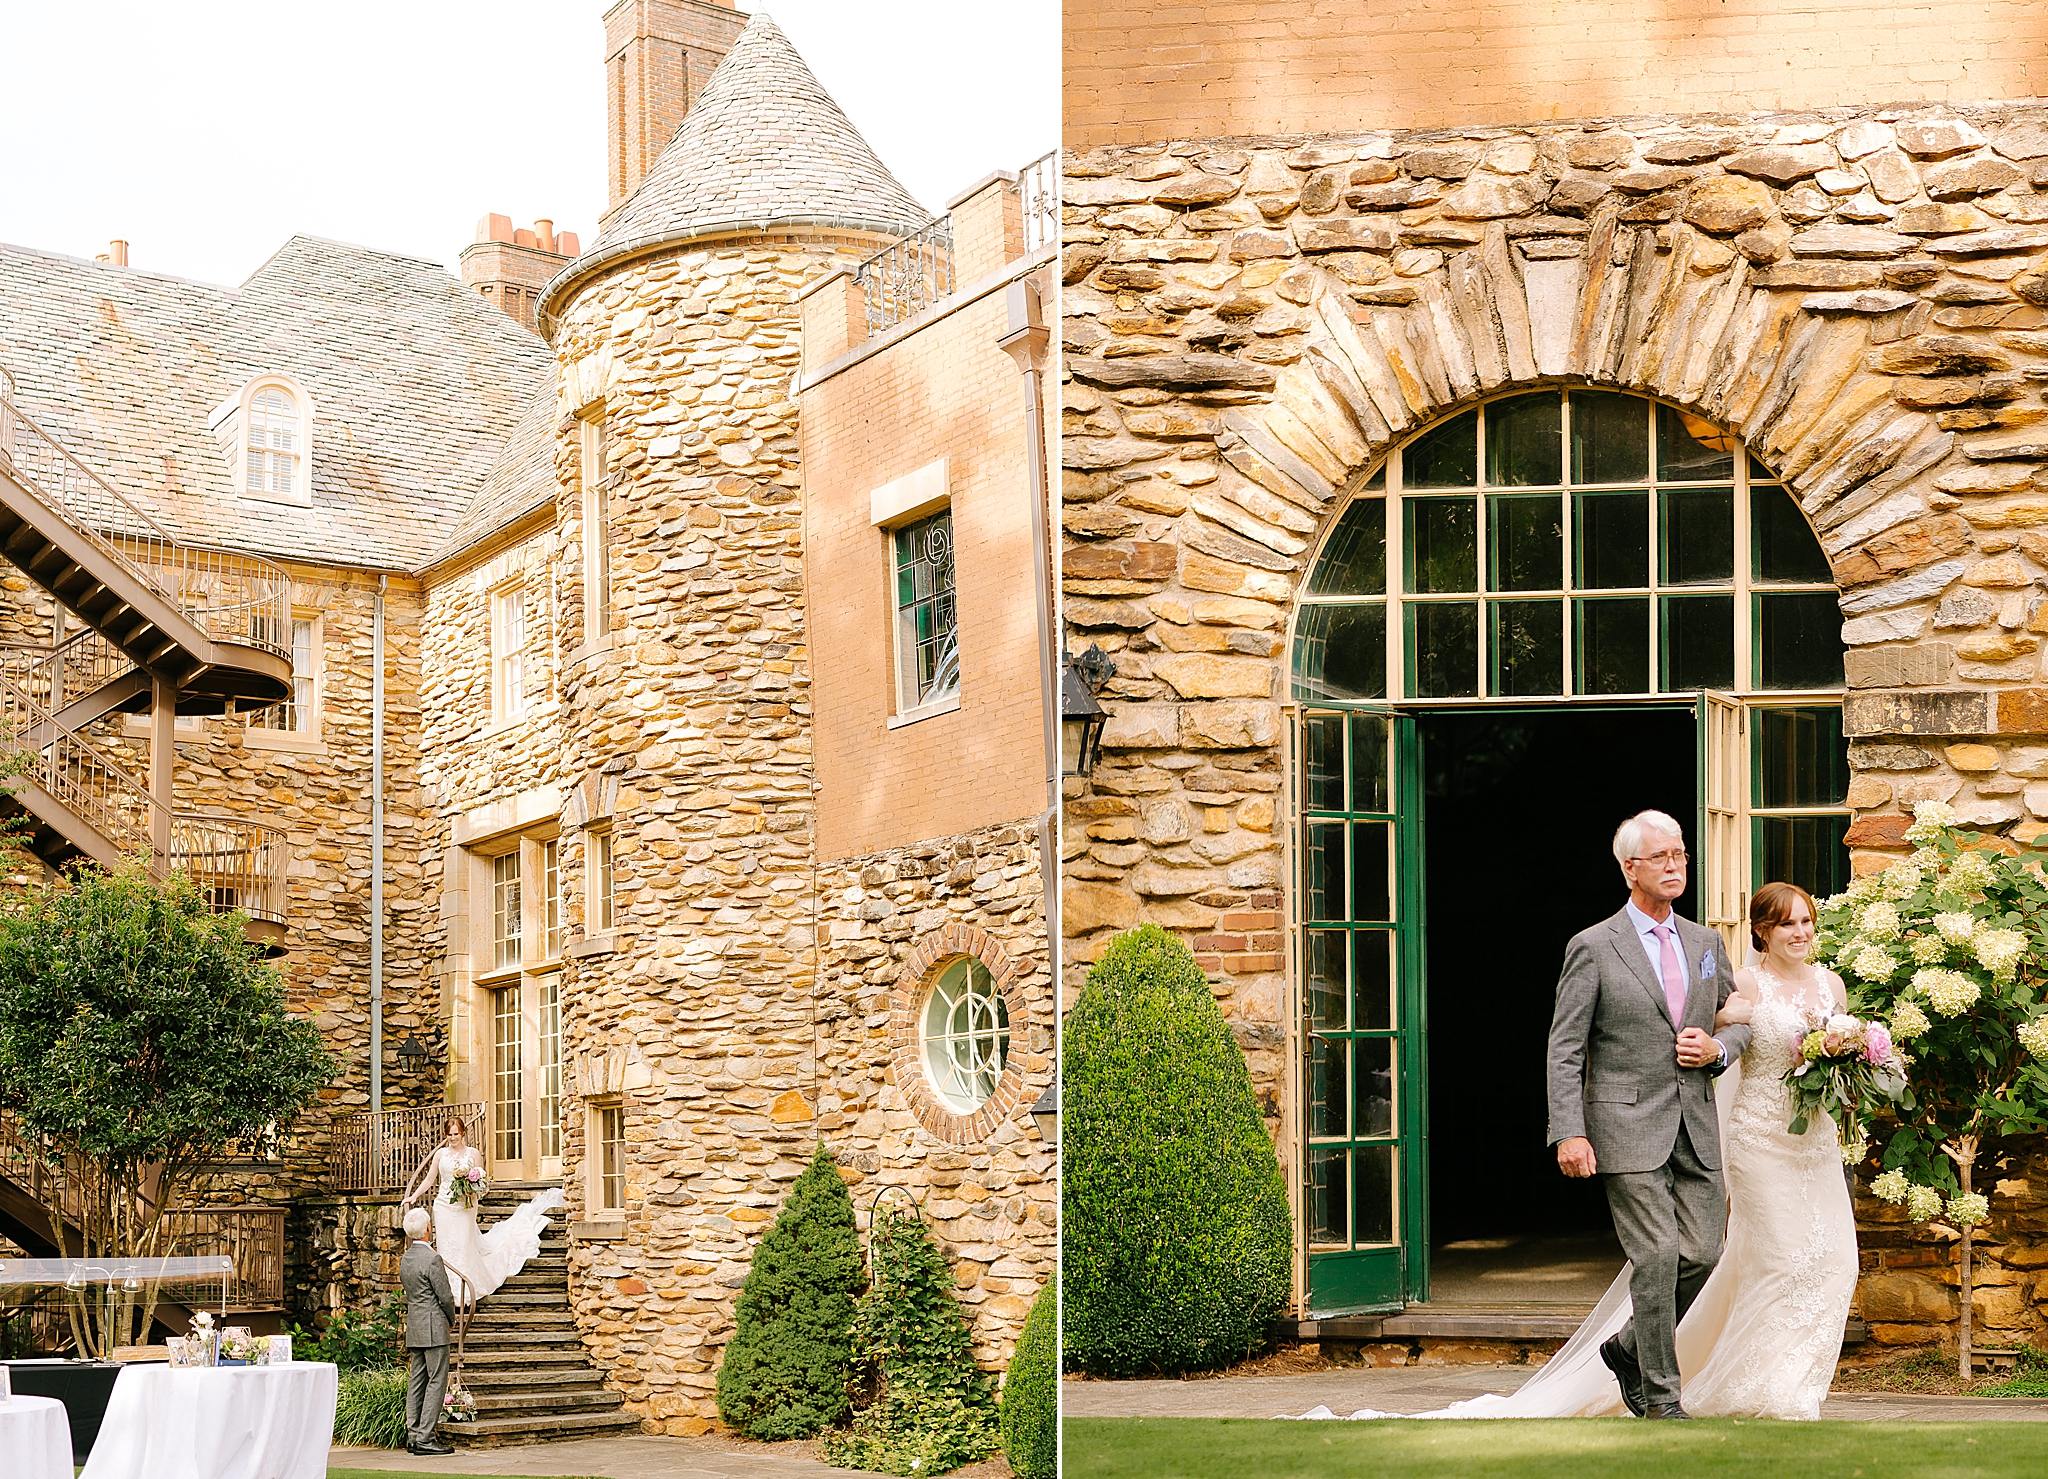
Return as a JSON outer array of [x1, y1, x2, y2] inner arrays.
[[1613, 810, 1685, 869], [403, 1207, 431, 1240]]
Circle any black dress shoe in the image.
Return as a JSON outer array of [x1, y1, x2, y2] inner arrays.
[[1644, 1402, 1692, 1420], [1599, 1335, 1646, 1417], [412, 1441, 457, 1455]]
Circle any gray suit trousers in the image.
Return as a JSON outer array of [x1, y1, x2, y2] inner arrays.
[[1604, 1118, 1723, 1406], [407, 1343, 449, 1448]]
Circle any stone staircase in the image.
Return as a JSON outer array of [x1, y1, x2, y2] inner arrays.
[[442, 1182, 640, 1447]]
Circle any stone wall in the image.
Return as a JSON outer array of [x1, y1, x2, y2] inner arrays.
[[1062, 102, 2048, 1324], [288, 1193, 406, 1325]]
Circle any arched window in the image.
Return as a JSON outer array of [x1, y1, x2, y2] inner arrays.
[[1293, 390, 1843, 702], [921, 957, 1010, 1114], [245, 385, 301, 498]]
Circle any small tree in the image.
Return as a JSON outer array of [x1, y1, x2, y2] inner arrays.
[[0, 862, 333, 1356], [999, 1279, 1055, 1479], [1063, 923, 1292, 1375], [715, 1144, 866, 1439], [820, 1204, 999, 1476], [1814, 801, 2048, 1378]]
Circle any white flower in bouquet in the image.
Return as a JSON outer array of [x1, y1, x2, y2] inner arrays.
[[1947, 1192, 1991, 1229], [192, 1310, 214, 1333], [1915, 967, 1981, 1016], [1841, 1128, 1869, 1165], [1934, 911, 1980, 946], [1850, 944, 1897, 982], [1872, 1168, 1911, 1204], [1946, 849, 1997, 896], [1905, 1184, 1945, 1222], [2018, 1015, 2048, 1061], [1910, 934, 1948, 964], [1973, 928, 2026, 981], [1857, 901, 1902, 941], [1905, 799, 1958, 843], [1890, 1000, 1931, 1042]]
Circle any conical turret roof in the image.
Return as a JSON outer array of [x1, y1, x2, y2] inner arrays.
[[591, 11, 927, 253]]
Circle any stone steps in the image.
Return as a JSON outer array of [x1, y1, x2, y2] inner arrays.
[[442, 1410, 643, 1447]]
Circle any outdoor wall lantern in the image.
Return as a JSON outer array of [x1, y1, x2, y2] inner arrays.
[[1030, 1081, 1059, 1147], [395, 1034, 430, 1070], [1061, 645, 1115, 778]]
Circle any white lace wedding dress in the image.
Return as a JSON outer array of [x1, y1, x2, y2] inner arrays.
[[1296, 963, 1859, 1422], [429, 1145, 565, 1301]]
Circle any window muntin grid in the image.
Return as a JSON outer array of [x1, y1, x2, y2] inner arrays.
[[894, 511, 959, 710], [246, 386, 299, 496], [1292, 391, 1844, 703], [493, 586, 528, 720], [920, 958, 1010, 1114], [538, 974, 562, 1161], [597, 1105, 625, 1211], [543, 839, 563, 960], [493, 984, 523, 1162], [1301, 708, 1400, 1252], [1753, 702, 1853, 901], [591, 831, 614, 934], [492, 852, 522, 970], [250, 617, 317, 732]]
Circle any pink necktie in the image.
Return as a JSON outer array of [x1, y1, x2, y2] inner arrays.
[[1652, 924, 1687, 1023]]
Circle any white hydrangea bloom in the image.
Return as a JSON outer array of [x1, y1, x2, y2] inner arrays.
[[1947, 1192, 1990, 1229], [1947, 850, 1997, 896], [1872, 1169, 1911, 1205], [1973, 928, 2026, 981], [1916, 968, 1981, 1016], [1847, 873, 1883, 904], [1857, 901, 1902, 941], [1841, 1129, 1869, 1166], [1909, 846, 1944, 869], [1909, 934, 1948, 965], [2019, 1015, 2048, 1062], [1890, 1000, 1931, 1042], [1934, 911, 1980, 945], [1821, 892, 1850, 912], [1905, 1184, 1945, 1222], [1850, 945, 1897, 983], [1881, 862, 1924, 900]]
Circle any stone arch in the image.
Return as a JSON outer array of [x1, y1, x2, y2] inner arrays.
[[890, 923, 1036, 1145]]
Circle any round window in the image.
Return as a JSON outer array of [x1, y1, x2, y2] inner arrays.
[[921, 958, 1011, 1114]]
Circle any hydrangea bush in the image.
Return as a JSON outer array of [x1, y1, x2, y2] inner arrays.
[[1812, 800, 2048, 1375]]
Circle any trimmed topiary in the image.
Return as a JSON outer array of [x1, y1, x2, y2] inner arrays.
[[1063, 922, 1293, 1375], [1000, 1279, 1056, 1479], [821, 1203, 1000, 1475], [715, 1143, 867, 1440]]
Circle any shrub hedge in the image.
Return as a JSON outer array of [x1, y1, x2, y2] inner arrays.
[[333, 1364, 410, 1447], [1000, 1279, 1056, 1479], [1062, 923, 1293, 1375], [715, 1143, 867, 1440]]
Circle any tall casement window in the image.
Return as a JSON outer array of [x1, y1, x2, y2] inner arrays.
[[248, 615, 320, 736], [589, 830, 615, 934], [246, 386, 300, 497], [920, 957, 1010, 1114], [492, 852, 522, 970], [492, 984, 523, 1162], [581, 413, 611, 649], [594, 1103, 626, 1214], [542, 839, 564, 959], [894, 510, 959, 712], [537, 975, 562, 1162], [493, 584, 528, 721]]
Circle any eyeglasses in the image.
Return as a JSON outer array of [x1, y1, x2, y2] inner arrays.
[[1627, 850, 1690, 867]]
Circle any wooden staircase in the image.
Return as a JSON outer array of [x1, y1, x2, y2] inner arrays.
[[443, 1183, 640, 1447]]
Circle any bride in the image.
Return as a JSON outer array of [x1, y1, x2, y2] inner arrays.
[[401, 1116, 565, 1304], [1301, 881, 1859, 1422]]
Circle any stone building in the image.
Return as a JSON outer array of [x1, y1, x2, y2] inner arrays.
[[0, 0, 1053, 1440], [1062, 0, 2048, 1355]]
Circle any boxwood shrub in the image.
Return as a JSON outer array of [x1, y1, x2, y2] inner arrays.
[[1062, 923, 1292, 1375], [1000, 1278, 1056, 1479]]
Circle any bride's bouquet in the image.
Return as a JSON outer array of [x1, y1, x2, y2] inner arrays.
[[1785, 1010, 1909, 1139], [446, 1160, 487, 1210], [442, 1379, 478, 1422]]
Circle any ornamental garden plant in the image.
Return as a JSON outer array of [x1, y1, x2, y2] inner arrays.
[[1000, 1279, 1055, 1479], [1813, 800, 2048, 1377], [715, 1144, 867, 1440], [1062, 923, 1292, 1376]]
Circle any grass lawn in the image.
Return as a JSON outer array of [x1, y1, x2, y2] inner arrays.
[[1064, 1416, 2048, 1478]]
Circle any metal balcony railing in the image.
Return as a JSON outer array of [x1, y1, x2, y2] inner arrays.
[[1020, 149, 1059, 256], [855, 216, 956, 338], [159, 1206, 286, 1309], [329, 1104, 486, 1194], [0, 366, 291, 662], [0, 628, 138, 715]]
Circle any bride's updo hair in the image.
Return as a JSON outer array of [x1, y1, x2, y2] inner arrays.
[[1750, 880, 1817, 953]]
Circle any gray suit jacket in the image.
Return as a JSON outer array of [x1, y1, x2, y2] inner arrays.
[[401, 1240, 456, 1349], [1546, 905, 1753, 1176]]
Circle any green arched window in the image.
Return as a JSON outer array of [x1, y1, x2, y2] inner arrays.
[[1292, 390, 1845, 702]]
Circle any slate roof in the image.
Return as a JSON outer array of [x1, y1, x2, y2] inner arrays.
[[0, 236, 555, 573], [542, 12, 930, 327]]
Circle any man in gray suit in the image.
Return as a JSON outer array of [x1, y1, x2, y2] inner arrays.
[[1546, 809, 1751, 1420], [401, 1206, 458, 1456]]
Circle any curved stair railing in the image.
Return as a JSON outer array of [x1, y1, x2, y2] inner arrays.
[[0, 628, 139, 715], [0, 366, 290, 661]]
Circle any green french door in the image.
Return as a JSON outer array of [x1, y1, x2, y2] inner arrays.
[[1300, 707, 1427, 1314]]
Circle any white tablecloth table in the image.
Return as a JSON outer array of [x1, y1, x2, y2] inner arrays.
[[79, 1362, 339, 1479], [0, 1393, 74, 1479]]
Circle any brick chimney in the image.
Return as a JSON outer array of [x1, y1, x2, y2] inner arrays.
[[603, 0, 745, 219], [460, 215, 581, 334]]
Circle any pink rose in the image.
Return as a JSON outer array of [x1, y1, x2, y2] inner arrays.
[[1864, 1022, 1895, 1066], [468, 1166, 483, 1182]]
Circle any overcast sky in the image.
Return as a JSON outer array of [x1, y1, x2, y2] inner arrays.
[[0, 1, 1058, 287]]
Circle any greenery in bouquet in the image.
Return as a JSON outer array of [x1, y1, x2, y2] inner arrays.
[[1810, 799, 2048, 1374], [1783, 1009, 1909, 1140], [442, 1378, 478, 1422], [445, 1160, 487, 1210]]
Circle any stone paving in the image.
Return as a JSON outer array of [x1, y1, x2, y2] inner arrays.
[[330, 1434, 870, 1477], [1062, 1368, 2048, 1421]]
